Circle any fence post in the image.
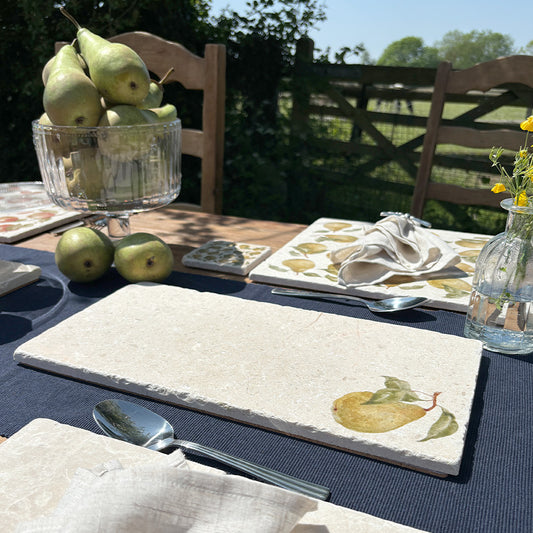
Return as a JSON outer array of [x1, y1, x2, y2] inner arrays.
[[291, 37, 314, 134]]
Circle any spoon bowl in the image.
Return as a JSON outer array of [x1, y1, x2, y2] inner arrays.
[[271, 288, 428, 313], [93, 399, 330, 500]]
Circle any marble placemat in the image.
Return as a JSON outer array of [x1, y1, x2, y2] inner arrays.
[[0, 418, 426, 532], [0, 182, 83, 243], [249, 217, 491, 312], [0, 260, 41, 296], [13, 283, 483, 476]]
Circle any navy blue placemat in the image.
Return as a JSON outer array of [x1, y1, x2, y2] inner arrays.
[[1, 243, 532, 533]]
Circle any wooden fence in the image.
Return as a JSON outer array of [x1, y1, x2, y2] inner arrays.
[[286, 38, 533, 230]]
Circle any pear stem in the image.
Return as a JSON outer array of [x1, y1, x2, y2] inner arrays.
[[424, 392, 441, 412], [60, 6, 81, 30], [158, 68, 175, 86]]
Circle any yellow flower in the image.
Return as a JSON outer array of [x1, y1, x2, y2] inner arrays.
[[515, 191, 528, 206], [491, 183, 506, 194], [519, 149, 528, 158], [520, 116, 533, 132]]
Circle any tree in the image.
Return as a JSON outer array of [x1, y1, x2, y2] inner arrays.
[[377, 36, 440, 67], [518, 40, 533, 55], [436, 30, 515, 69]]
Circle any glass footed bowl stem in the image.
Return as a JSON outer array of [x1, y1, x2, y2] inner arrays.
[[106, 215, 131, 239]]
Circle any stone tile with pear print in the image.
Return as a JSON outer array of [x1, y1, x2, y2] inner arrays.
[[250, 217, 490, 312]]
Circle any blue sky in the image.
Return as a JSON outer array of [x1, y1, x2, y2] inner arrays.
[[209, 0, 532, 61]]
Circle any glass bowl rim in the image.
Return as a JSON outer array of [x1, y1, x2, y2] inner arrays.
[[31, 118, 181, 132]]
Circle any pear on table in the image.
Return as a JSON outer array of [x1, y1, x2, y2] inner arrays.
[[60, 7, 150, 106], [42, 44, 103, 126]]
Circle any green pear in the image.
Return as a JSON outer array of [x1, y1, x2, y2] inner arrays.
[[41, 56, 55, 85], [97, 105, 158, 160], [138, 81, 164, 109], [38, 113, 72, 157], [138, 68, 174, 109], [114, 232, 174, 283], [42, 51, 87, 85], [55, 227, 114, 283], [43, 44, 103, 126], [150, 103, 178, 123], [60, 8, 150, 106], [65, 148, 107, 201]]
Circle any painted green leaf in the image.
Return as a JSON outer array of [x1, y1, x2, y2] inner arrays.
[[442, 285, 470, 298], [325, 275, 338, 282], [303, 272, 321, 277], [402, 391, 423, 402], [294, 243, 328, 255], [268, 265, 288, 272], [363, 388, 408, 404], [419, 408, 458, 442], [383, 376, 412, 391]]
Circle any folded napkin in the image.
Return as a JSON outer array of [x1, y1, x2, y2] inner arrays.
[[330, 215, 460, 287], [15, 451, 317, 533]]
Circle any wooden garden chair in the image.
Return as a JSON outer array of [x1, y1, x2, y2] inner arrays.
[[410, 56, 533, 219], [56, 33, 226, 214]]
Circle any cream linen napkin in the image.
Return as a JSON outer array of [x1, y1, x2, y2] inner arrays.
[[15, 451, 317, 533], [330, 215, 460, 287]]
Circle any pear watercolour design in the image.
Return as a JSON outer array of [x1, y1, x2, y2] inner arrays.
[[333, 376, 458, 442]]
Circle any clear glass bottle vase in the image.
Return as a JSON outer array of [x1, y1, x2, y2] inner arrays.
[[464, 198, 533, 355]]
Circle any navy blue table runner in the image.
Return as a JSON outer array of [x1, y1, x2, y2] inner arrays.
[[1, 243, 531, 532]]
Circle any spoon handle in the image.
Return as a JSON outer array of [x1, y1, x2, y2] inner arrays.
[[172, 438, 330, 500], [272, 287, 368, 305]]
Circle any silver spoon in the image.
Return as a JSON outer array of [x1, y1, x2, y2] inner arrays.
[[93, 399, 330, 500], [271, 288, 428, 313]]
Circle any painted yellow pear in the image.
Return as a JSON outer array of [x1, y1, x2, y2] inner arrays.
[[323, 222, 352, 232], [323, 234, 358, 243], [282, 258, 315, 273], [332, 391, 426, 433], [43, 44, 103, 126], [294, 242, 328, 255], [60, 8, 150, 106]]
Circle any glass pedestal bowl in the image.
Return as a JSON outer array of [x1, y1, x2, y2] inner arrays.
[[32, 119, 181, 238]]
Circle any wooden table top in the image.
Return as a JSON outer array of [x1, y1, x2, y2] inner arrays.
[[13, 205, 307, 281]]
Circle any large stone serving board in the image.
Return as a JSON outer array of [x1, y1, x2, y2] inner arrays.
[[249, 217, 491, 312], [13, 283, 483, 476], [0, 419, 426, 532]]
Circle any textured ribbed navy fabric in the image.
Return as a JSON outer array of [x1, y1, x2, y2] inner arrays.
[[1, 244, 532, 533]]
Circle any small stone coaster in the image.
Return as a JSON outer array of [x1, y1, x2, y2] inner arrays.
[[0, 260, 41, 297], [182, 240, 272, 275]]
